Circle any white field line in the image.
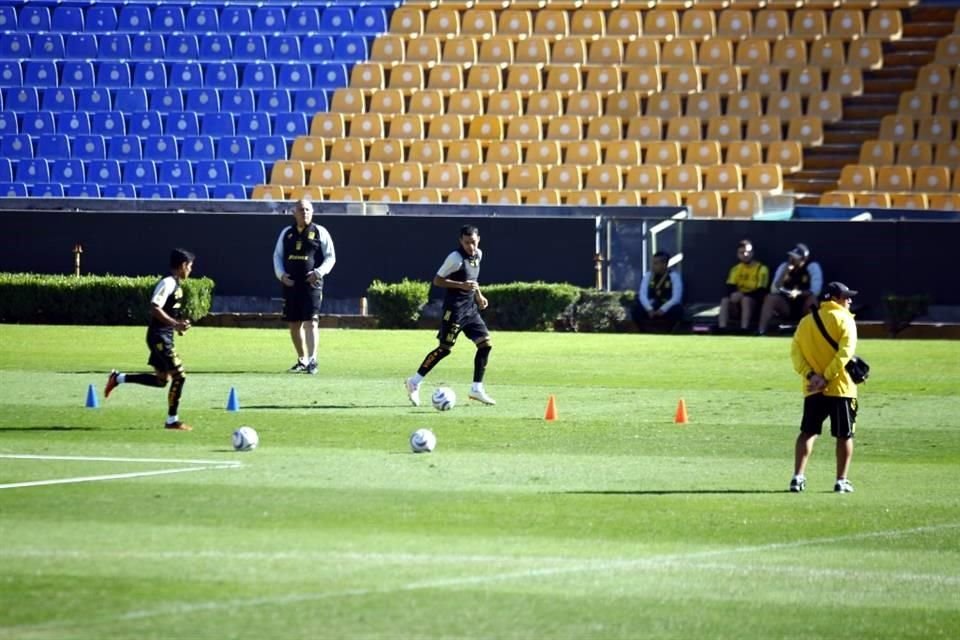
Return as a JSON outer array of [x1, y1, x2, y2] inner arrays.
[[0, 453, 241, 490], [2, 522, 958, 633]]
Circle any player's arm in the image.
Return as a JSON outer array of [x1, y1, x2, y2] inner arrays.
[[309, 227, 336, 283], [273, 228, 293, 286], [150, 280, 190, 332], [433, 252, 477, 292], [637, 272, 653, 311], [659, 271, 683, 312]]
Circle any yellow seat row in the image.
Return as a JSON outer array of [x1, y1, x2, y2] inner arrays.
[[897, 90, 960, 119], [838, 164, 960, 194], [859, 140, 960, 169], [820, 191, 960, 211]]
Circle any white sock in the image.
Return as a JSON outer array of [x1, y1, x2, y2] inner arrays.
[[165, 415, 179, 425], [117, 373, 126, 384], [299, 356, 308, 365], [410, 373, 424, 385], [471, 382, 484, 392]]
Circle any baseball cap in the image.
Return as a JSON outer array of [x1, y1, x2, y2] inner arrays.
[[825, 281, 858, 298], [787, 243, 810, 260]]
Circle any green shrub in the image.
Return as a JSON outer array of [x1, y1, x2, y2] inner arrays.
[[366, 279, 430, 328], [0, 273, 215, 325], [558, 290, 630, 333], [483, 282, 581, 331]]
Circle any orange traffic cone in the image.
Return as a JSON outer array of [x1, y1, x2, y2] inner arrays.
[[544, 394, 558, 421], [674, 398, 689, 424]]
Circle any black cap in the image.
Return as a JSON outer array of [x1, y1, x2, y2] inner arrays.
[[787, 243, 810, 260], [825, 281, 858, 298]]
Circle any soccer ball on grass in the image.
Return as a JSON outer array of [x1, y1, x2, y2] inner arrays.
[[431, 386, 456, 411], [409, 428, 437, 453], [232, 426, 259, 451]]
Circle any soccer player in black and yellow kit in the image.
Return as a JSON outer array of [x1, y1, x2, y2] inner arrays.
[[405, 225, 496, 407], [718, 239, 769, 333], [104, 248, 195, 431]]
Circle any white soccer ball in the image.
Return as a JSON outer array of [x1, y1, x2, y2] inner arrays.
[[232, 426, 259, 451], [410, 428, 437, 453], [431, 386, 456, 411]]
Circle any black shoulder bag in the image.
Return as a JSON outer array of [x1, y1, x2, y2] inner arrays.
[[811, 309, 870, 384]]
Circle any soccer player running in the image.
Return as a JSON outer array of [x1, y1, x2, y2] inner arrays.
[[272, 199, 336, 374], [104, 248, 196, 431], [405, 225, 496, 407]]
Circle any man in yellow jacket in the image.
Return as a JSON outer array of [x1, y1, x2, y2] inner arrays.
[[789, 282, 860, 493]]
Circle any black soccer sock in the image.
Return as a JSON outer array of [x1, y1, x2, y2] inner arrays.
[[417, 347, 450, 377], [167, 373, 186, 417], [473, 344, 492, 383], [125, 373, 166, 388]]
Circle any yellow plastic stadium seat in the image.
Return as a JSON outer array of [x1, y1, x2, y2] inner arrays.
[[773, 38, 808, 67], [504, 64, 541, 93], [484, 188, 521, 205], [565, 140, 602, 166], [405, 188, 442, 203], [785, 66, 823, 95], [487, 140, 522, 166], [369, 139, 404, 164], [445, 188, 482, 204], [767, 91, 804, 120], [289, 186, 324, 201], [847, 39, 884, 70], [699, 39, 734, 67], [525, 140, 563, 167], [498, 9, 533, 38], [661, 39, 697, 66], [754, 10, 789, 40], [271, 160, 307, 187], [703, 66, 742, 94], [877, 165, 913, 192], [645, 191, 683, 207], [551, 38, 587, 66], [681, 9, 716, 39], [291, 137, 327, 162], [448, 139, 485, 166], [928, 193, 960, 211], [914, 165, 950, 192], [819, 191, 856, 207], [743, 163, 784, 195], [349, 113, 386, 139], [564, 190, 602, 206], [311, 113, 347, 138], [369, 89, 405, 118], [890, 192, 928, 210], [717, 10, 753, 40], [685, 140, 723, 166], [706, 115, 743, 143], [767, 140, 804, 174], [514, 36, 550, 65], [588, 38, 624, 66], [896, 141, 933, 168], [466, 163, 504, 190], [405, 36, 441, 64], [567, 91, 604, 118], [809, 38, 847, 68], [724, 191, 763, 218], [829, 9, 865, 40], [916, 64, 953, 93], [603, 190, 643, 206], [859, 140, 895, 166], [623, 66, 663, 96], [838, 164, 876, 191], [425, 64, 462, 91], [686, 92, 722, 120], [425, 162, 464, 189], [423, 8, 461, 37], [807, 91, 843, 124], [347, 162, 385, 188], [388, 114, 425, 140], [522, 189, 561, 205], [442, 36, 479, 65], [533, 9, 570, 37], [935, 141, 960, 168], [664, 66, 702, 94], [916, 116, 953, 143], [854, 191, 892, 208], [505, 115, 543, 142], [736, 39, 771, 67], [407, 90, 444, 117], [726, 140, 764, 167], [899, 90, 934, 118], [664, 164, 702, 191], [545, 65, 583, 93], [329, 138, 366, 166], [644, 141, 683, 166], [684, 191, 723, 218], [644, 9, 679, 39], [787, 116, 824, 146], [506, 165, 543, 190], [879, 114, 915, 142], [726, 92, 762, 119], [745, 115, 783, 143], [745, 65, 783, 95], [252, 184, 288, 200], [367, 187, 403, 203], [370, 35, 406, 64], [387, 162, 425, 189], [666, 116, 703, 143], [545, 115, 583, 141], [624, 165, 663, 192], [827, 67, 863, 96], [545, 165, 584, 191], [427, 114, 465, 141], [624, 39, 661, 66], [791, 9, 828, 41], [389, 7, 424, 36], [326, 186, 363, 202], [645, 93, 682, 120], [478, 36, 515, 65], [703, 163, 743, 191], [308, 161, 346, 187], [461, 8, 496, 36], [607, 9, 642, 38], [626, 116, 663, 142], [447, 90, 484, 116], [350, 62, 387, 90]]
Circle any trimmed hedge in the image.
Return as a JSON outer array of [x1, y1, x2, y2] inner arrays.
[[0, 273, 215, 325], [366, 278, 431, 329], [483, 282, 581, 331]]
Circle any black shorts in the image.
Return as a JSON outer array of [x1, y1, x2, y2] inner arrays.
[[437, 308, 490, 348], [146, 330, 183, 373], [282, 284, 323, 322], [800, 393, 858, 438]]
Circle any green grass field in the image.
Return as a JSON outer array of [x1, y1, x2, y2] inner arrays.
[[1, 325, 958, 639]]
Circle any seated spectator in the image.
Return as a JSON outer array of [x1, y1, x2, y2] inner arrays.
[[632, 250, 684, 333], [757, 243, 823, 336], [718, 239, 770, 333]]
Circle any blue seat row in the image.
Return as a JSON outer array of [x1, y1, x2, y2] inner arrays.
[[0, 32, 372, 63], [0, 4, 390, 35], [1, 86, 329, 115], [1, 130, 289, 161], [1, 156, 269, 186], [0, 59, 353, 90], [0, 181, 251, 199]]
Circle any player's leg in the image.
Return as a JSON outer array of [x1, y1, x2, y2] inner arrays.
[[164, 366, 190, 431], [107, 332, 174, 397], [757, 293, 787, 335], [740, 294, 756, 330], [406, 317, 459, 406], [288, 322, 308, 371], [304, 288, 323, 374], [283, 286, 308, 372], [469, 338, 495, 405], [105, 370, 166, 397], [830, 397, 857, 492], [792, 394, 827, 491], [718, 296, 732, 329]]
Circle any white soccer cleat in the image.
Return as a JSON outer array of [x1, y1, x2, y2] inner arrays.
[[405, 377, 421, 407], [468, 389, 496, 405]]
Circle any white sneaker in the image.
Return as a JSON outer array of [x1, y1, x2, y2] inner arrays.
[[834, 478, 854, 493], [468, 389, 496, 405], [405, 377, 421, 407]]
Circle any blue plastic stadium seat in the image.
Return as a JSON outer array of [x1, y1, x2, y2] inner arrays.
[[278, 63, 312, 89], [62, 61, 96, 88], [320, 7, 354, 33], [128, 111, 163, 137], [181, 135, 215, 161], [205, 62, 239, 89], [167, 34, 200, 61], [16, 158, 50, 183], [97, 61, 132, 88], [176, 184, 209, 199], [131, 34, 165, 61], [150, 88, 183, 112], [0, 157, 11, 181], [6, 87, 39, 111], [133, 62, 168, 89], [108, 135, 143, 161], [201, 112, 235, 136], [19, 6, 52, 32], [195, 159, 230, 184], [222, 89, 255, 112], [31, 182, 65, 197], [0, 7, 15, 30], [199, 35, 233, 61], [287, 7, 321, 33], [42, 87, 76, 112], [52, 158, 85, 183], [86, 6, 118, 33], [354, 7, 388, 34], [253, 7, 287, 33], [91, 111, 126, 136], [236, 112, 271, 136], [124, 159, 158, 185], [69, 33, 101, 59], [165, 111, 200, 137], [257, 89, 292, 113], [159, 160, 193, 185], [140, 184, 173, 198], [117, 6, 151, 32], [0, 112, 15, 136], [253, 136, 288, 161], [302, 36, 335, 62], [170, 62, 203, 89], [232, 159, 266, 184], [76, 87, 111, 111], [153, 6, 185, 32], [24, 61, 58, 88], [73, 135, 107, 161], [102, 183, 136, 198], [186, 88, 220, 113], [52, 6, 84, 32], [57, 111, 91, 136], [1, 133, 33, 159], [268, 35, 301, 62], [0, 61, 23, 88], [273, 113, 308, 139], [234, 35, 267, 61], [213, 183, 247, 199], [21, 112, 56, 136], [114, 88, 148, 112], [293, 89, 329, 113], [142, 135, 179, 160], [37, 134, 71, 159], [0, 182, 27, 196], [217, 136, 252, 161], [334, 36, 369, 62], [241, 63, 276, 89], [186, 6, 219, 33], [68, 183, 101, 197], [220, 7, 253, 33], [313, 63, 350, 89], [32, 33, 65, 59]]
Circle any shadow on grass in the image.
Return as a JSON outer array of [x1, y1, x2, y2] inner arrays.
[[0, 425, 98, 432], [240, 404, 402, 410], [561, 489, 786, 495]]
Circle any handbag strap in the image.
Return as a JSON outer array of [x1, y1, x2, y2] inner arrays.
[[811, 308, 839, 351]]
